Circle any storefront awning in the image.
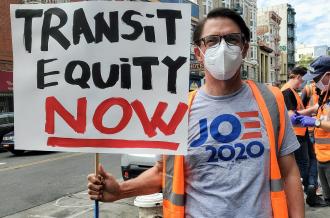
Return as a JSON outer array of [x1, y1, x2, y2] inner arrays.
[[0, 71, 13, 92]]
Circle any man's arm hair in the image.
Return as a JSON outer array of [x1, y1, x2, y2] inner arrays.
[[117, 160, 163, 200], [279, 154, 305, 218]]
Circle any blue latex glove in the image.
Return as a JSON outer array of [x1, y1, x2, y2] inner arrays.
[[290, 114, 300, 125], [300, 116, 316, 127]]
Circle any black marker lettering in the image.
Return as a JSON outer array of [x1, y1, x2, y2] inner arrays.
[[162, 56, 187, 94], [157, 9, 182, 45], [121, 62, 131, 89], [37, 58, 59, 89], [15, 9, 43, 53], [121, 10, 143, 41], [144, 26, 155, 42], [41, 8, 70, 51], [92, 62, 119, 89], [65, 61, 90, 88], [133, 57, 159, 90], [73, 8, 95, 45], [94, 12, 119, 43]]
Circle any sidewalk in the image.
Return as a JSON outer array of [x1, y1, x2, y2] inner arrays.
[[4, 190, 330, 218], [4, 191, 138, 218]]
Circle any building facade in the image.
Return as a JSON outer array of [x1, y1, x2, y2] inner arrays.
[[257, 10, 281, 85], [260, 4, 296, 82], [257, 42, 273, 84], [0, 0, 22, 112], [197, 0, 258, 80], [279, 51, 288, 82]]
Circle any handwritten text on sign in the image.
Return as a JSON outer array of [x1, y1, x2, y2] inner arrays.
[[11, 2, 190, 154]]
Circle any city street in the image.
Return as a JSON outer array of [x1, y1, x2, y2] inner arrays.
[[0, 150, 329, 218], [0, 151, 123, 217], [1, 0, 330, 218]]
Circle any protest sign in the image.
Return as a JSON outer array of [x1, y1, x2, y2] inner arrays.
[[10, 1, 191, 155]]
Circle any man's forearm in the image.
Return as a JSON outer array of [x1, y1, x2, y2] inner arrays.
[[118, 162, 163, 200], [280, 154, 305, 218], [284, 170, 305, 218], [319, 120, 330, 131]]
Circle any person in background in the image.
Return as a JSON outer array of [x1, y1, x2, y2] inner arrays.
[[297, 56, 330, 206], [281, 67, 327, 207]]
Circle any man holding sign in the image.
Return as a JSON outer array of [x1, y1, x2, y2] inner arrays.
[[88, 8, 304, 218]]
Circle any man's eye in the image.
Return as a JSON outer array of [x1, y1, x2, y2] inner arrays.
[[225, 35, 240, 45], [205, 37, 218, 46]]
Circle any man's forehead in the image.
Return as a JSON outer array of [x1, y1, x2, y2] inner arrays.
[[201, 18, 241, 38]]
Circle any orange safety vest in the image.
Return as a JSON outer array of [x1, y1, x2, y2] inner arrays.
[[163, 80, 288, 218], [281, 82, 306, 136], [314, 103, 330, 163], [304, 83, 319, 132]]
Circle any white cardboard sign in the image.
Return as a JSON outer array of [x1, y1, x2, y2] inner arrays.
[[10, 1, 190, 155]]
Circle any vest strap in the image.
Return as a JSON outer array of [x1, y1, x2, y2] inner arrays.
[[270, 178, 284, 192]]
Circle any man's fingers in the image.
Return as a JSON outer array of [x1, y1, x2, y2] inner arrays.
[[87, 174, 102, 185], [88, 189, 102, 196], [88, 183, 103, 192], [89, 194, 103, 201]]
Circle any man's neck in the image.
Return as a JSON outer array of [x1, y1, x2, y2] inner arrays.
[[287, 79, 297, 90], [202, 72, 243, 96]]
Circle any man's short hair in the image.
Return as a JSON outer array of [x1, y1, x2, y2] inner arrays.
[[193, 8, 251, 46], [289, 66, 307, 78]]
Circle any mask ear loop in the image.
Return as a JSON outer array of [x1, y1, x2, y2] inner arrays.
[[198, 46, 205, 57], [319, 73, 330, 112]]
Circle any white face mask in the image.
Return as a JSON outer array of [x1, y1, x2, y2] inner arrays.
[[316, 74, 330, 91], [199, 40, 243, 80]]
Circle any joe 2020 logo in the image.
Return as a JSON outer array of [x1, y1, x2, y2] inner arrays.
[[190, 111, 265, 162]]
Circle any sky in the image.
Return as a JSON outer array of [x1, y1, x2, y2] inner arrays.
[[257, 0, 330, 46]]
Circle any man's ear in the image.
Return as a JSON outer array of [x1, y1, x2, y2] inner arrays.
[[194, 46, 204, 63], [242, 43, 249, 59]]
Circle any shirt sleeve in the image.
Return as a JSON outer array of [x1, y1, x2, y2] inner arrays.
[[282, 89, 297, 111], [279, 107, 300, 157]]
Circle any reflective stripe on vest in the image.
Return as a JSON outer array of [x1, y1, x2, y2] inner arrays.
[[314, 107, 330, 162], [281, 83, 306, 136], [271, 178, 284, 192], [163, 80, 288, 218], [163, 156, 185, 206]]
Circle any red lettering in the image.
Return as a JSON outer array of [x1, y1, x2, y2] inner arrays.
[[45, 96, 87, 134], [131, 100, 188, 137], [131, 100, 157, 137], [45, 96, 187, 139], [152, 102, 188, 135], [93, 98, 132, 134]]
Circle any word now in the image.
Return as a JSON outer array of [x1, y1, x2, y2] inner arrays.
[[45, 96, 188, 138], [15, 8, 182, 53]]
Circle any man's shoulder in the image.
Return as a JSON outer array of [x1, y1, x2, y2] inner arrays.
[[282, 88, 294, 96]]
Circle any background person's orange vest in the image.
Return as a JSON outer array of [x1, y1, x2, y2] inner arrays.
[[281, 82, 306, 136], [162, 81, 289, 218], [314, 104, 330, 163]]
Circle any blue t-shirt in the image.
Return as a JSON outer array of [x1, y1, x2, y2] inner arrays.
[[185, 84, 300, 218]]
